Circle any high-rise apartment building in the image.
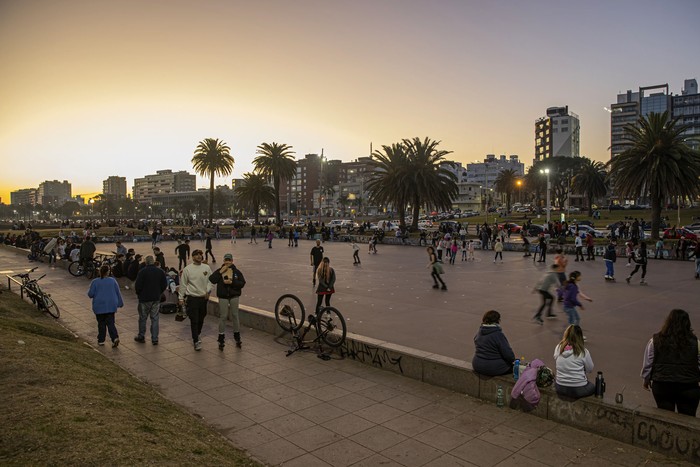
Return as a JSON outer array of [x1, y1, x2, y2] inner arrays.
[[673, 79, 700, 151], [37, 180, 72, 206], [10, 188, 38, 206], [610, 80, 698, 157], [103, 176, 127, 199], [534, 106, 580, 162], [132, 170, 196, 203], [465, 155, 524, 189]]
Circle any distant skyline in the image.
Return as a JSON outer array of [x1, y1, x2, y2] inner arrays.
[[1, 0, 698, 203]]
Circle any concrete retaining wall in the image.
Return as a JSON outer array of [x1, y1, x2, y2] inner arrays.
[[209, 299, 700, 464]]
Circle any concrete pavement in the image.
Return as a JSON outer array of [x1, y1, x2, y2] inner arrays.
[[1, 245, 695, 465]]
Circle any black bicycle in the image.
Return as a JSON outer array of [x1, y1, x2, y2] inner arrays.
[[274, 294, 347, 358], [13, 267, 60, 318], [68, 258, 98, 279]]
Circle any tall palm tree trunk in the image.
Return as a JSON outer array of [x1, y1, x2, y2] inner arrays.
[[411, 200, 420, 231], [208, 170, 215, 227], [274, 176, 281, 223], [650, 195, 662, 241]]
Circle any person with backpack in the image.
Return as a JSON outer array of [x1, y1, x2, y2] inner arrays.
[[472, 310, 515, 376], [554, 324, 596, 399], [626, 241, 648, 285]]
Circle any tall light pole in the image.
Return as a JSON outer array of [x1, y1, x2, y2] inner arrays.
[[540, 168, 551, 224], [317, 150, 324, 227]]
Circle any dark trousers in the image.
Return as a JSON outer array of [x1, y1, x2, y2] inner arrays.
[[186, 296, 208, 343], [95, 312, 118, 343], [652, 381, 700, 416], [587, 245, 595, 260], [205, 249, 215, 262], [575, 246, 584, 261], [431, 271, 445, 287], [178, 256, 187, 270], [353, 250, 360, 264], [316, 293, 332, 313], [629, 263, 647, 279], [535, 290, 554, 319]]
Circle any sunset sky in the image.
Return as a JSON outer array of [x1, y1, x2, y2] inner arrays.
[[1, 0, 698, 204]]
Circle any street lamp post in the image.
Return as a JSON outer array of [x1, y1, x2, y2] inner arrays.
[[540, 168, 551, 224]]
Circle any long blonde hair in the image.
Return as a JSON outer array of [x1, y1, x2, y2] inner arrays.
[[316, 257, 331, 283], [557, 325, 585, 357]]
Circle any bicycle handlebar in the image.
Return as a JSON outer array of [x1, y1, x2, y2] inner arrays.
[[12, 266, 38, 278]]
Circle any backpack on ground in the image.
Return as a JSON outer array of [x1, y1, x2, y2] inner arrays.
[[511, 358, 547, 411]]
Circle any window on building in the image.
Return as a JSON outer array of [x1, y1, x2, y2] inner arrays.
[[561, 127, 568, 132]]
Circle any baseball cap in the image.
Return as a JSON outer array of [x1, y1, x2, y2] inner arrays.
[[223, 253, 233, 260]]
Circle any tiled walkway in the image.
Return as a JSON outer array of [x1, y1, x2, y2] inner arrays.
[[0, 248, 691, 466]]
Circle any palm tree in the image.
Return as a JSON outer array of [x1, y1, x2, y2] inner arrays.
[[192, 138, 235, 226], [253, 142, 296, 224], [366, 143, 411, 229], [572, 158, 607, 217], [403, 137, 457, 231], [494, 169, 519, 213], [234, 172, 276, 224], [607, 111, 700, 239]]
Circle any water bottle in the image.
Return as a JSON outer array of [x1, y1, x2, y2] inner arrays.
[[595, 372, 606, 398], [496, 385, 504, 408], [513, 358, 520, 381]]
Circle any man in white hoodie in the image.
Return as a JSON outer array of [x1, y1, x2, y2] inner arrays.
[[179, 249, 213, 351]]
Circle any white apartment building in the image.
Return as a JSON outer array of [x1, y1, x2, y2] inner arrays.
[[465, 155, 524, 189], [534, 106, 580, 163], [133, 170, 196, 203]]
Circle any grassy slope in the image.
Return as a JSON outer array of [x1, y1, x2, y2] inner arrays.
[[0, 288, 260, 466]]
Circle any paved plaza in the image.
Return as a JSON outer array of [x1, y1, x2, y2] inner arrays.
[[0, 242, 697, 466], [123, 236, 697, 409]]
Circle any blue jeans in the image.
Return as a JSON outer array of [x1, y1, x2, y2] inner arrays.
[[605, 259, 614, 277], [96, 312, 118, 343], [138, 301, 160, 343], [563, 306, 580, 326]]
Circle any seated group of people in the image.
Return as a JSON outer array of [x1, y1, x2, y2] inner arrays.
[[472, 309, 700, 417]]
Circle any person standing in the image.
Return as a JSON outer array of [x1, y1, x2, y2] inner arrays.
[[266, 230, 274, 248], [249, 226, 257, 244], [87, 265, 123, 347], [604, 239, 617, 280], [585, 232, 595, 261], [175, 239, 190, 271], [562, 271, 592, 329], [134, 256, 167, 345], [231, 227, 238, 244], [694, 241, 700, 279], [351, 240, 361, 265], [209, 253, 246, 350], [426, 246, 447, 290], [179, 249, 213, 351], [205, 234, 216, 263], [554, 325, 596, 399], [493, 238, 503, 263], [626, 241, 648, 285], [536, 234, 547, 263], [641, 309, 700, 416], [574, 234, 585, 262], [315, 257, 336, 313], [310, 240, 324, 286], [533, 264, 559, 324], [152, 246, 166, 271], [79, 236, 96, 269]]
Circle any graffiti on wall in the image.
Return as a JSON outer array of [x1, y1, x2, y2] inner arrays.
[[340, 340, 404, 374], [636, 421, 700, 462]]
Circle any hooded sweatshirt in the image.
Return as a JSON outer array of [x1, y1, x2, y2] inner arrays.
[[553, 344, 594, 387], [472, 324, 515, 376]]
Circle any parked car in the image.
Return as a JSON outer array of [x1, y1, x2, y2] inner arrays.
[[570, 224, 606, 238], [683, 222, 700, 232], [526, 224, 550, 238], [497, 222, 522, 233], [663, 228, 698, 241]]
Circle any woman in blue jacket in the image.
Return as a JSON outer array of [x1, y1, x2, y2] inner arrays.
[[88, 265, 124, 347], [472, 310, 516, 376]]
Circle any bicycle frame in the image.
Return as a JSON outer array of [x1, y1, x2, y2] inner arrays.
[[281, 310, 330, 358]]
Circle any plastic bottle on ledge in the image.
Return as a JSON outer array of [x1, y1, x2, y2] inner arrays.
[[496, 385, 504, 407], [513, 358, 520, 381]]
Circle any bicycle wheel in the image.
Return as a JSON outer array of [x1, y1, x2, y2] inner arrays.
[[25, 284, 38, 305], [316, 306, 346, 348], [85, 262, 97, 279], [274, 294, 305, 332], [41, 295, 60, 319], [68, 261, 83, 276]]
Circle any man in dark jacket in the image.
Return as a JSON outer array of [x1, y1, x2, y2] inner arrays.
[[134, 255, 168, 345], [209, 253, 246, 350], [79, 237, 96, 268]]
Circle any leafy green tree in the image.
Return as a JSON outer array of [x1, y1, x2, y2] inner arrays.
[[524, 164, 546, 209], [253, 142, 296, 223], [494, 169, 519, 213], [608, 111, 700, 239], [234, 172, 276, 224], [366, 143, 411, 229], [403, 137, 457, 231], [572, 158, 607, 217], [192, 138, 235, 226]]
